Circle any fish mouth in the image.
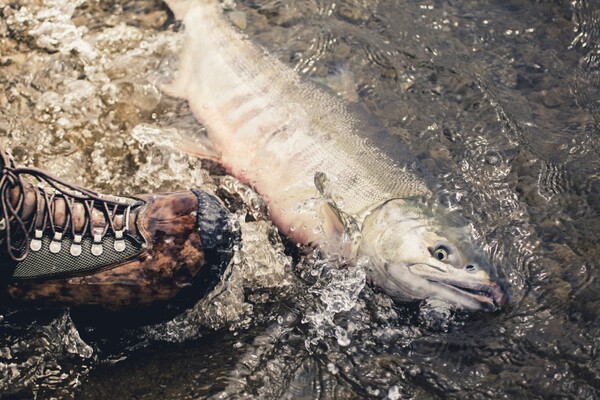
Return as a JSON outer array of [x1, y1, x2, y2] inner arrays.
[[433, 279, 508, 311], [406, 263, 509, 311]]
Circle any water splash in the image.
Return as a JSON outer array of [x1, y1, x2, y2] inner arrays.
[[300, 255, 366, 348], [0, 312, 93, 398], [143, 212, 294, 342]]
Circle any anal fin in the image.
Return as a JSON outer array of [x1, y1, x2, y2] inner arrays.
[[173, 129, 221, 162], [131, 124, 221, 162]]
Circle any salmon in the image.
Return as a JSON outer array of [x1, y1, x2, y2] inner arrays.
[[161, 0, 507, 311]]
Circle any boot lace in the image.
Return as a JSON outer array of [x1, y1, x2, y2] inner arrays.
[[0, 151, 141, 262]]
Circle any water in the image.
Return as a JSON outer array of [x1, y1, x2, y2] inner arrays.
[[1, 0, 599, 398]]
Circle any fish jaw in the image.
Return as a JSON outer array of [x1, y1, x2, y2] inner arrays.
[[407, 263, 508, 311], [364, 260, 506, 311]]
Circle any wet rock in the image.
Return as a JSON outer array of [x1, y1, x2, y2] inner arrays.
[[94, 23, 143, 52], [136, 10, 168, 29], [417, 298, 453, 332], [0, 13, 7, 38], [428, 141, 451, 161], [112, 101, 141, 128], [336, 0, 377, 23], [549, 243, 578, 265], [228, 11, 247, 30]]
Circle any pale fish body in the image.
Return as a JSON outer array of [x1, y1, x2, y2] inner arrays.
[[163, 0, 508, 311], [165, 1, 429, 246]]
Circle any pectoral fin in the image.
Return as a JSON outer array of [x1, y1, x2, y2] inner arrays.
[[321, 202, 346, 238], [314, 171, 339, 204], [315, 172, 362, 259]]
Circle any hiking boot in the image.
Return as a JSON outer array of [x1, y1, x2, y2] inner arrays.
[[0, 148, 236, 310]]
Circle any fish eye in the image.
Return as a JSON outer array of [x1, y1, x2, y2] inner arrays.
[[433, 245, 450, 261]]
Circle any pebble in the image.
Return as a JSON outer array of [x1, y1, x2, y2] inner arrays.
[[228, 11, 247, 30]]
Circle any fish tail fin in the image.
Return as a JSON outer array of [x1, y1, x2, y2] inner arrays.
[[162, 0, 223, 99]]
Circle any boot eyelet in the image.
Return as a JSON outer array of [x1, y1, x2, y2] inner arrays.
[[70, 234, 83, 256], [30, 229, 43, 252], [91, 244, 103, 256], [49, 232, 63, 254], [91, 233, 103, 256], [114, 230, 126, 252], [71, 244, 82, 256]]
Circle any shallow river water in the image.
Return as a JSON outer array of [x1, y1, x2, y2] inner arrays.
[[1, 0, 599, 398]]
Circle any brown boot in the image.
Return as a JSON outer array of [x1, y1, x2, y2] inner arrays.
[[0, 148, 236, 310]]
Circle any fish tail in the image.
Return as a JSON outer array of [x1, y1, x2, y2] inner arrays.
[[164, 0, 220, 20], [162, 0, 224, 99]]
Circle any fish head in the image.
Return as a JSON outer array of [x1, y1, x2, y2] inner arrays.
[[359, 199, 508, 311]]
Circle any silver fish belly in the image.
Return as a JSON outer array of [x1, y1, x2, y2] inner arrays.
[[163, 0, 508, 311]]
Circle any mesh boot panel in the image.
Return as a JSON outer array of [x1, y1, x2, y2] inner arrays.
[[8, 234, 143, 280]]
